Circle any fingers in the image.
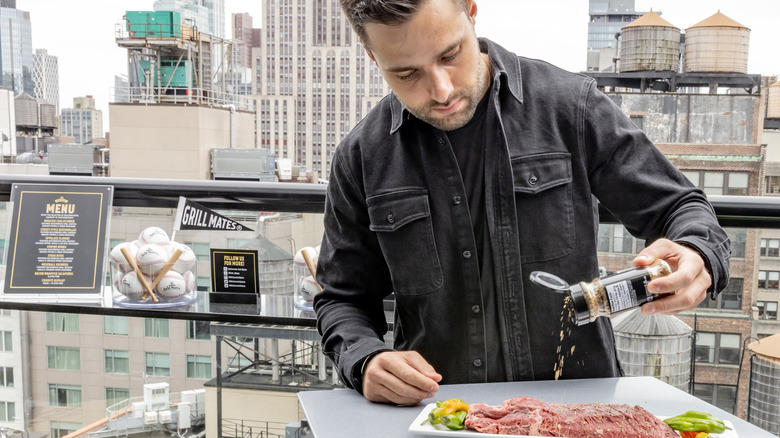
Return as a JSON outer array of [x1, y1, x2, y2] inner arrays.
[[636, 239, 712, 315], [362, 351, 441, 405]]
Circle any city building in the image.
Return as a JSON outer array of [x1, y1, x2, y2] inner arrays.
[[587, 0, 647, 72], [232, 12, 260, 70], [255, 0, 391, 179], [32, 49, 59, 114], [152, 0, 223, 38], [0, 0, 33, 96], [60, 96, 103, 145]]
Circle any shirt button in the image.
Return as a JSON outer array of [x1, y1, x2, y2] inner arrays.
[[472, 305, 480, 313], [462, 250, 471, 259], [473, 358, 482, 367], [386, 214, 395, 224], [437, 137, 445, 145], [452, 195, 462, 205], [528, 174, 538, 185]]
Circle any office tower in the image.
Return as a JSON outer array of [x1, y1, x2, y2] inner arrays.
[[587, 0, 646, 71], [60, 96, 103, 144], [233, 12, 259, 69], [257, 0, 390, 179], [32, 48, 59, 113], [153, 0, 224, 38], [0, 1, 33, 95]]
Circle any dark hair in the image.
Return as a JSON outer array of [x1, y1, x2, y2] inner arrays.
[[342, 0, 467, 46]]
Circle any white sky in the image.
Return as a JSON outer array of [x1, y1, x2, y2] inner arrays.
[[16, 0, 780, 126]]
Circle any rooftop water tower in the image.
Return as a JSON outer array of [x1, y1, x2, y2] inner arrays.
[[619, 11, 680, 73], [684, 11, 750, 74], [747, 334, 780, 434], [612, 309, 692, 390]]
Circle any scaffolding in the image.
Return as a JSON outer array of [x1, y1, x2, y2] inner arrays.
[[114, 15, 253, 111]]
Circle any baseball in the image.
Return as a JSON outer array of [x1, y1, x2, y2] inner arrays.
[[155, 271, 187, 299], [109, 242, 138, 273], [138, 227, 171, 251], [183, 270, 197, 293], [299, 275, 320, 302], [171, 243, 197, 274], [119, 271, 148, 301], [136, 244, 168, 276]]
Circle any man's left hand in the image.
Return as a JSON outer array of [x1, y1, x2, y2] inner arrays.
[[633, 238, 712, 315]]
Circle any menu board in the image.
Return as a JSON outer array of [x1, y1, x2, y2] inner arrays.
[[2, 184, 113, 300]]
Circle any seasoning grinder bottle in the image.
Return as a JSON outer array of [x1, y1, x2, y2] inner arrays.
[[529, 259, 672, 326]]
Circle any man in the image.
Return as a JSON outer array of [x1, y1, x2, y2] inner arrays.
[[314, 0, 730, 405]]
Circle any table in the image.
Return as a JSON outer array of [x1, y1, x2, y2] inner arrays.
[[297, 376, 775, 437]]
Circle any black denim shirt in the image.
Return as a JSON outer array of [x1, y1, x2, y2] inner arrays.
[[314, 39, 730, 392]]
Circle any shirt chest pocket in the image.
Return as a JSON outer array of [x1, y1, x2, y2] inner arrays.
[[367, 190, 443, 295], [512, 153, 575, 263]]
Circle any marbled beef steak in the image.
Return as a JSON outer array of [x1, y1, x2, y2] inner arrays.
[[465, 397, 678, 437]]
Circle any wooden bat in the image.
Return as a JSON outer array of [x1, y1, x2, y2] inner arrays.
[[149, 248, 184, 291], [120, 247, 159, 303], [301, 248, 323, 292]]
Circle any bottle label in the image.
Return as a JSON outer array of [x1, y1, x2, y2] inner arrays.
[[605, 275, 651, 312]]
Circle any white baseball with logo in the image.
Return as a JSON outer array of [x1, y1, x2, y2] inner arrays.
[[136, 244, 168, 276], [109, 241, 138, 273], [171, 243, 197, 274], [119, 271, 148, 300], [155, 271, 187, 299]]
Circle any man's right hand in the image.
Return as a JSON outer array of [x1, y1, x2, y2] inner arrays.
[[362, 350, 442, 404]]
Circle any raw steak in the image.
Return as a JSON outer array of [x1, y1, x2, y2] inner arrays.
[[464, 397, 678, 437]]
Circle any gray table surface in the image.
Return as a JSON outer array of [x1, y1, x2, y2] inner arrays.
[[297, 376, 774, 438]]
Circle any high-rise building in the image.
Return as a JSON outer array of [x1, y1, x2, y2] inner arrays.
[[587, 0, 647, 71], [32, 48, 59, 113], [0, 1, 33, 95], [153, 0, 224, 38], [256, 0, 390, 179], [232, 12, 260, 69], [60, 96, 104, 144]]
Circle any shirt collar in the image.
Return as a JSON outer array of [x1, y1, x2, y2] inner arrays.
[[389, 38, 523, 134]]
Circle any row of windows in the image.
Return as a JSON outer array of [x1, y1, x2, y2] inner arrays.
[[695, 332, 740, 366], [47, 314, 210, 340], [757, 301, 779, 320], [46, 350, 211, 378], [598, 224, 747, 259]]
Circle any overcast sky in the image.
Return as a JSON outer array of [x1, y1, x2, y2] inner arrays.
[[16, 0, 780, 125]]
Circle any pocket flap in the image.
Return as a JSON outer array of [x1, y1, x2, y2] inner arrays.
[[367, 190, 430, 232], [512, 153, 572, 194]]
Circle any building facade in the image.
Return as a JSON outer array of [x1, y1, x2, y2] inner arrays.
[[60, 96, 103, 144], [255, 0, 390, 179], [587, 0, 646, 71], [32, 48, 59, 114], [0, 2, 33, 95]]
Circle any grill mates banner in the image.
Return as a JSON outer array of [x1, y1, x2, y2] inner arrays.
[[173, 197, 253, 232]]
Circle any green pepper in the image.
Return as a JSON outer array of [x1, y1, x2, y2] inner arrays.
[[441, 410, 468, 430], [424, 406, 443, 425], [663, 411, 728, 434]]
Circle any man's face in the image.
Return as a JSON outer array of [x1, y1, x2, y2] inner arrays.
[[363, 0, 489, 131]]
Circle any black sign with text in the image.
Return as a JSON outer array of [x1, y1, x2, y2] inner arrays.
[[210, 249, 259, 303], [3, 184, 113, 296]]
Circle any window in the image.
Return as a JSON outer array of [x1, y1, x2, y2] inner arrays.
[[758, 271, 780, 289], [47, 346, 81, 371], [0, 401, 15, 422], [725, 228, 746, 259], [51, 421, 80, 438], [144, 318, 169, 338], [0, 367, 13, 387], [46, 313, 79, 332], [105, 387, 130, 408], [695, 332, 740, 365], [684, 171, 749, 196], [186, 242, 210, 262], [0, 331, 10, 351], [186, 355, 212, 379], [765, 175, 780, 194], [757, 301, 778, 320], [698, 278, 742, 310], [597, 224, 644, 254], [104, 316, 129, 335], [0, 309, 10, 316], [760, 238, 780, 257], [693, 383, 737, 413], [49, 384, 82, 407], [105, 350, 130, 374], [186, 320, 211, 340], [145, 352, 170, 377]]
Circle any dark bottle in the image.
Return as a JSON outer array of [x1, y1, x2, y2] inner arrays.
[[530, 259, 672, 326]]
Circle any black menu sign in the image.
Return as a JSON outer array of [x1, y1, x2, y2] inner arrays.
[[3, 184, 113, 297]]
